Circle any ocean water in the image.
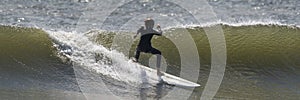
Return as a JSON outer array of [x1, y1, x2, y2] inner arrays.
[[0, 0, 299, 100]]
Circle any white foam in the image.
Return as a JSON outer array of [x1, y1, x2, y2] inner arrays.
[[46, 30, 161, 87], [160, 20, 300, 30]]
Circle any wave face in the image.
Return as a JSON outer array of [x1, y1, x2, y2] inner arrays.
[[0, 26, 83, 100], [0, 24, 300, 99]]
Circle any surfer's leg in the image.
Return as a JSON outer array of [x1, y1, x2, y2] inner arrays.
[[150, 48, 163, 76], [156, 54, 163, 76], [134, 48, 141, 62]]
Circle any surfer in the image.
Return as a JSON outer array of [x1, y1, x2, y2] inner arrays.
[[133, 18, 163, 76]]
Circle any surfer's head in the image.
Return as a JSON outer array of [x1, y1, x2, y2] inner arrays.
[[144, 18, 154, 29]]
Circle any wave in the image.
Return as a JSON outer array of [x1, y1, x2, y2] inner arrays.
[[1, 24, 300, 99]]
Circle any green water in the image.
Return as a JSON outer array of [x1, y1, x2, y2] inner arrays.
[[0, 25, 299, 99]]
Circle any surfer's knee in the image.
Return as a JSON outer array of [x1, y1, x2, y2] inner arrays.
[[151, 48, 161, 55], [157, 50, 161, 55]]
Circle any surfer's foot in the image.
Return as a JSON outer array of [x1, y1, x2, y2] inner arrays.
[[157, 71, 164, 76], [131, 57, 138, 62]]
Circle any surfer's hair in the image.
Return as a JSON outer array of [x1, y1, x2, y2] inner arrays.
[[144, 18, 154, 29]]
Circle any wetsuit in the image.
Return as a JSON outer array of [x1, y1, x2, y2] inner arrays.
[[134, 29, 162, 61]]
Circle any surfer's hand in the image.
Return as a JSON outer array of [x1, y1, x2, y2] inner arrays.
[[157, 24, 161, 29]]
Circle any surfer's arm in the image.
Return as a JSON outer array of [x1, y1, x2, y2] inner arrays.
[[134, 26, 144, 38]]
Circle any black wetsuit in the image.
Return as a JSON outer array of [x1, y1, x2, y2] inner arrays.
[[135, 33, 161, 61]]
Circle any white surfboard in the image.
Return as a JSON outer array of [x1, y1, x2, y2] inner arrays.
[[161, 73, 201, 87], [130, 60, 200, 87]]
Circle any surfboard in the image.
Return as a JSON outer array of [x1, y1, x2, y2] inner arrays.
[[129, 60, 200, 88]]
